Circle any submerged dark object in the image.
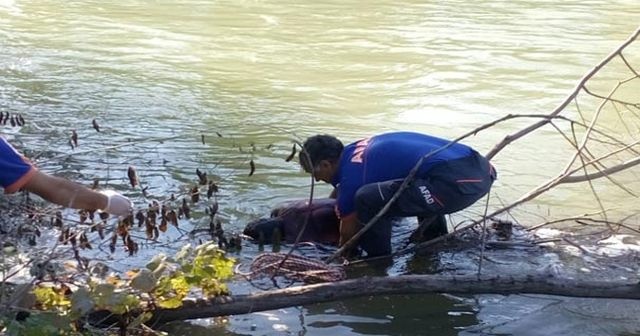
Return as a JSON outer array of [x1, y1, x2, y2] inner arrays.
[[244, 198, 340, 245]]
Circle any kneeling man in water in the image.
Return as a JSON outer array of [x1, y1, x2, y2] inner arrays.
[[299, 131, 496, 257]]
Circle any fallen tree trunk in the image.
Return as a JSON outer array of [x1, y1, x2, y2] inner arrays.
[[140, 273, 640, 325]]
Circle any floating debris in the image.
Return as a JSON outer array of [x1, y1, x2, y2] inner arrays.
[[167, 210, 178, 227], [196, 168, 207, 185], [13, 113, 24, 126], [249, 159, 255, 176], [71, 130, 78, 148], [159, 217, 168, 233], [207, 181, 218, 198], [109, 231, 117, 253], [135, 211, 145, 227], [190, 185, 200, 203], [209, 199, 219, 217], [79, 232, 91, 250], [53, 211, 63, 227], [127, 166, 138, 188], [181, 198, 190, 219]]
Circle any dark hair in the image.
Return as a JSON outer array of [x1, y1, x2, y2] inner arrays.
[[300, 134, 344, 173]]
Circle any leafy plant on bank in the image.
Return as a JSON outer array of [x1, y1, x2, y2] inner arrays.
[[1, 242, 234, 335]]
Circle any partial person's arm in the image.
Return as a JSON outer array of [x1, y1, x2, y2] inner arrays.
[[1, 137, 131, 216], [338, 213, 360, 247], [23, 171, 108, 210], [23, 171, 132, 216]]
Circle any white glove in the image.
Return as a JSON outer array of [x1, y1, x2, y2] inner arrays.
[[101, 190, 132, 217]]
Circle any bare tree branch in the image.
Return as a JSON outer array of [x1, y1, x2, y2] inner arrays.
[[485, 27, 640, 161], [560, 155, 640, 183], [116, 273, 640, 325]]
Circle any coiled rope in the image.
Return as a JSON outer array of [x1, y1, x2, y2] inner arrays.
[[238, 252, 345, 284]]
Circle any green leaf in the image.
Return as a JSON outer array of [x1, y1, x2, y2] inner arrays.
[[170, 275, 190, 297], [181, 263, 193, 273], [154, 275, 172, 296], [200, 278, 229, 297], [175, 244, 192, 263], [130, 269, 157, 292], [157, 296, 183, 309], [8, 312, 72, 336], [110, 294, 140, 315], [70, 287, 94, 316], [212, 257, 235, 280], [32, 286, 70, 309], [146, 254, 166, 272], [184, 274, 202, 285], [91, 283, 115, 308], [128, 311, 153, 329]]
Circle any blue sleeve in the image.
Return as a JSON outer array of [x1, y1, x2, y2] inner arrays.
[[0, 138, 35, 192]]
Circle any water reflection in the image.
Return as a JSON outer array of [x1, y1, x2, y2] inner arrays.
[[162, 294, 477, 336], [303, 295, 477, 336]]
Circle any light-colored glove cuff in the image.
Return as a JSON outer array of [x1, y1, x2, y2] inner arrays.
[[101, 190, 132, 217], [103, 194, 111, 211]]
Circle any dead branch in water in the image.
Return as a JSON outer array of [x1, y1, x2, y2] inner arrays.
[[104, 273, 640, 325]]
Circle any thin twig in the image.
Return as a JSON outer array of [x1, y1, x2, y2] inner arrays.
[[270, 141, 315, 279], [562, 237, 592, 255], [39, 135, 184, 163], [527, 208, 614, 231], [619, 52, 640, 77], [582, 86, 640, 109], [477, 190, 491, 276], [549, 121, 636, 197], [485, 27, 640, 161]]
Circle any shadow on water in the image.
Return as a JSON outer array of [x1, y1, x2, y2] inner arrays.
[[161, 294, 477, 336], [302, 294, 477, 336]]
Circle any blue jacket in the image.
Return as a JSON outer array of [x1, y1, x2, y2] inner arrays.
[[331, 131, 473, 218], [0, 137, 35, 193]]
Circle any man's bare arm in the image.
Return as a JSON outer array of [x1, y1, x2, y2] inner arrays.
[[338, 213, 360, 247], [23, 171, 108, 210]]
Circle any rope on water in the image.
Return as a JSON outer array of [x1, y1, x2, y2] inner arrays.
[[237, 252, 346, 284]]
